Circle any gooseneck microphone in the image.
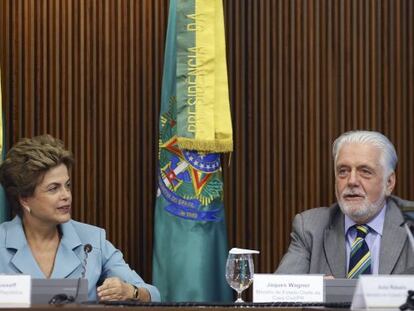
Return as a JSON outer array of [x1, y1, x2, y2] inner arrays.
[[73, 244, 92, 303], [81, 244, 93, 279], [49, 243, 93, 305], [84, 243, 93, 253]]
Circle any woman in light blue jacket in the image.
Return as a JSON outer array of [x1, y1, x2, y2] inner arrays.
[[0, 134, 160, 302]]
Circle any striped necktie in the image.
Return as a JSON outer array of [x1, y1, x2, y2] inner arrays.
[[347, 224, 371, 279]]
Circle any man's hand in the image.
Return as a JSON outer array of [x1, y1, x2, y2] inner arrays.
[[97, 277, 134, 301]]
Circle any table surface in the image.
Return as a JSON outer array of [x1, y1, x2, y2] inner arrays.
[[0, 304, 350, 311]]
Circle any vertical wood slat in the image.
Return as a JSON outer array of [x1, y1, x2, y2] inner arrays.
[[222, 0, 414, 275], [0, 0, 167, 281], [0, 0, 413, 283]]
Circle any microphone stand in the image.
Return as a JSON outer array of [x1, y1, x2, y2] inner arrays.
[[49, 244, 92, 305], [404, 219, 414, 251], [81, 244, 92, 279], [400, 290, 414, 311], [400, 219, 414, 311]]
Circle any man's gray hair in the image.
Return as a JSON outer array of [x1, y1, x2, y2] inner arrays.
[[332, 130, 398, 176]]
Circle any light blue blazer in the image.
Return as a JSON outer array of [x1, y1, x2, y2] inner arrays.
[[0, 216, 160, 302]]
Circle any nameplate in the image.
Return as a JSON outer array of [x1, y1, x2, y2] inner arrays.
[[351, 275, 414, 309], [0, 275, 31, 307], [253, 274, 324, 302]]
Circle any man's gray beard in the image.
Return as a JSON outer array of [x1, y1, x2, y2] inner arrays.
[[337, 190, 387, 223]]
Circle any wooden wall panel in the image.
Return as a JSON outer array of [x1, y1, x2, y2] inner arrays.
[[0, 0, 413, 283], [0, 0, 168, 281], [222, 0, 414, 274]]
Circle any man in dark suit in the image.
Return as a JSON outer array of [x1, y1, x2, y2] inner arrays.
[[276, 130, 414, 277]]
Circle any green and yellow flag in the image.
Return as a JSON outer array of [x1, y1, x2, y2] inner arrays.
[[152, 0, 233, 302], [0, 67, 8, 223]]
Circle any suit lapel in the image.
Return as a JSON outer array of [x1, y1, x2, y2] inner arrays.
[[6, 217, 83, 278], [50, 221, 82, 278], [324, 206, 347, 277], [10, 245, 46, 277], [6, 217, 45, 277], [379, 200, 406, 274]]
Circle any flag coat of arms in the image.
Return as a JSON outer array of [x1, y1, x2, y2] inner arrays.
[[152, 0, 233, 302]]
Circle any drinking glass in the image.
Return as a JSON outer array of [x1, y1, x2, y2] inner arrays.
[[225, 253, 254, 303]]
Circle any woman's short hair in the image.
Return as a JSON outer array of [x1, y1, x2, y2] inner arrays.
[[332, 130, 398, 177], [0, 134, 74, 215]]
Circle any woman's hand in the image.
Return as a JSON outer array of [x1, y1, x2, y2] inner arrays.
[[97, 277, 134, 301]]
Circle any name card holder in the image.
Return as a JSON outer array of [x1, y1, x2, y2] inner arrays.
[[0, 275, 31, 307], [351, 275, 414, 309], [253, 274, 324, 303]]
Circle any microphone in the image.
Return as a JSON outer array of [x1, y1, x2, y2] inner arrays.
[[402, 207, 414, 250], [81, 244, 92, 279], [404, 222, 414, 251], [399, 290, 414, 311], [406, 221, 414, 233], [49, 244, 92, 305], [48, 293, 74, 305], [401, 217, 414, 276], [84, 243, 93, 253], [71, 244, 92, 303]]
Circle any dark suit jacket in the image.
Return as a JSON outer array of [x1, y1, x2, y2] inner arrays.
[[276, 196, 414, 276]]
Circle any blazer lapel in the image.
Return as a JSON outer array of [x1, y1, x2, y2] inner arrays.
[[324, 206, 347, 277], [51, 221, 83, 278], [379, 200, 406, 274], [10, 246, 46, 278], [6, 217, 83, 278], [6, 217, 45, 277]]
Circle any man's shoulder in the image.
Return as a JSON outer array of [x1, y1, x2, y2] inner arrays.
[[295, 203, 342, 229], [299, 203, 340, 219], [389, 195, 414, 210]]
